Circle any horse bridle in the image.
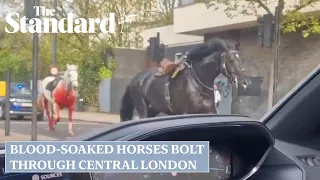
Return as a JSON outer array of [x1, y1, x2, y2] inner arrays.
[[221, 50, 238, 80], [187, 62, 215, 91], [65, 70, 78, 90], [187, 50, 238, 92]]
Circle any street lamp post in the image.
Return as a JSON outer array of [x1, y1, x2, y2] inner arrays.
[[51, 0, 58, 124], [31, 0, 40, 141], [52, 0, 57, 66], [5, 70, 10, 136]]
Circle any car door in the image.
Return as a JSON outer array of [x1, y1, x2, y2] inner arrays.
[[79, 64, 320, 180], [259, 64, 320, 180]]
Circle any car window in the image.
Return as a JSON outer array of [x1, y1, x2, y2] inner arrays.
[[10, 86, 31, 96]]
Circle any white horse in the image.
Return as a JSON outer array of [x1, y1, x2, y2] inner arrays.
[[38, 64, 79, 136]]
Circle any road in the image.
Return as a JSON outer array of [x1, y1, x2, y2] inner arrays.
[[0, 118, 111, 141]]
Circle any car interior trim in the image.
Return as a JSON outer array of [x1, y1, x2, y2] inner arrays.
[[131, 122, 274, 180], [79, 114, 249, 141]]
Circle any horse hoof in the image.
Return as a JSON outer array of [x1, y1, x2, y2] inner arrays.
[[68, 131, 74, 136], [54, 119, 61, 124]]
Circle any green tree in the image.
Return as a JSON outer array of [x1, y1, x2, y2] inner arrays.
[[197, 0, 320, 38], [0, 0, 162, 105], [0, 19, 32, 78], [155, 0, 180, 26], [54, 0, 159, 105]]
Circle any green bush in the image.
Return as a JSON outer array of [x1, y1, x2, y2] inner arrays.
[[98, 59, 115, 80], [79, 51, 115, 106]]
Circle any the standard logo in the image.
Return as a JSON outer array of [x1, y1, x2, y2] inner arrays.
[[5, 6, 137, 34]]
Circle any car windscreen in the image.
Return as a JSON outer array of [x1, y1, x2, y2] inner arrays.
[[10, 87, 32, 96]]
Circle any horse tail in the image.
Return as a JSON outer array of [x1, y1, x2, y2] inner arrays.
[[120, 86, 134, 122]]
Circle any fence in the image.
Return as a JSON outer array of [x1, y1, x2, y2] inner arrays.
[[98, 48, 149, 114], [98, 78, 133, 114], [109, 78, 133, 114]]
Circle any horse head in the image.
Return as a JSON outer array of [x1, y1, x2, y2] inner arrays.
[[187, 38, 250, 89], [64, 64, 79, 90], [220, 45, 250, 89]]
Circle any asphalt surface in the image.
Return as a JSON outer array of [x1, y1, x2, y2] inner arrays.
[[0, 118, 111, 141]]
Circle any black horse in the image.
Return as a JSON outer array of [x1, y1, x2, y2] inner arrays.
[[120, 38, 250, 121]]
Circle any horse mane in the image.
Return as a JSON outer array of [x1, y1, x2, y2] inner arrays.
[[63, 64, 78, 78], [187, 38, 230, 61]]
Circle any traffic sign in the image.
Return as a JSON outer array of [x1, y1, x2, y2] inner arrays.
[[0, 81, 6, 97]]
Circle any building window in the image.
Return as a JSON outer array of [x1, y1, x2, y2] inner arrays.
[[180, 0, 194, 6]]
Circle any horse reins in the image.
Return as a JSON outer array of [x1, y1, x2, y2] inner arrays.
[[164, 50, 236, 113], [187, 62, 215, 91], [187, 50, 235, 92], [221, 50, 238, 80]]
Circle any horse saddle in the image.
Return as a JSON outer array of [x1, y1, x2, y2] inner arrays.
[[46, 76, 62, 92], [155, 58, 186, 78]]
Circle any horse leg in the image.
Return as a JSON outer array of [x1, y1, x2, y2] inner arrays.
[[53, 103, 60, 124], [47, 102, 55, 131], [210, 107, 217, 114], [147, 106, 159, 118], [68, 106, 74, 137], [199, 106, 217, 114], [43, 99, 54, 131], [133, 97, 148, 119], [43, 98, 50, 120], [202, 100, 217, 114], [43, 98, 54, 131]]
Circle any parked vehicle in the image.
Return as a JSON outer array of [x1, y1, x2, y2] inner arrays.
[[0, 83, 43, 120]]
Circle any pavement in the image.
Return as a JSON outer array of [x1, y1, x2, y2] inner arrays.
[[0, 110, 120, 142], [59, 110, 120, 124], [0, 111, 168, 142], [0, 118, 111, 141]]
